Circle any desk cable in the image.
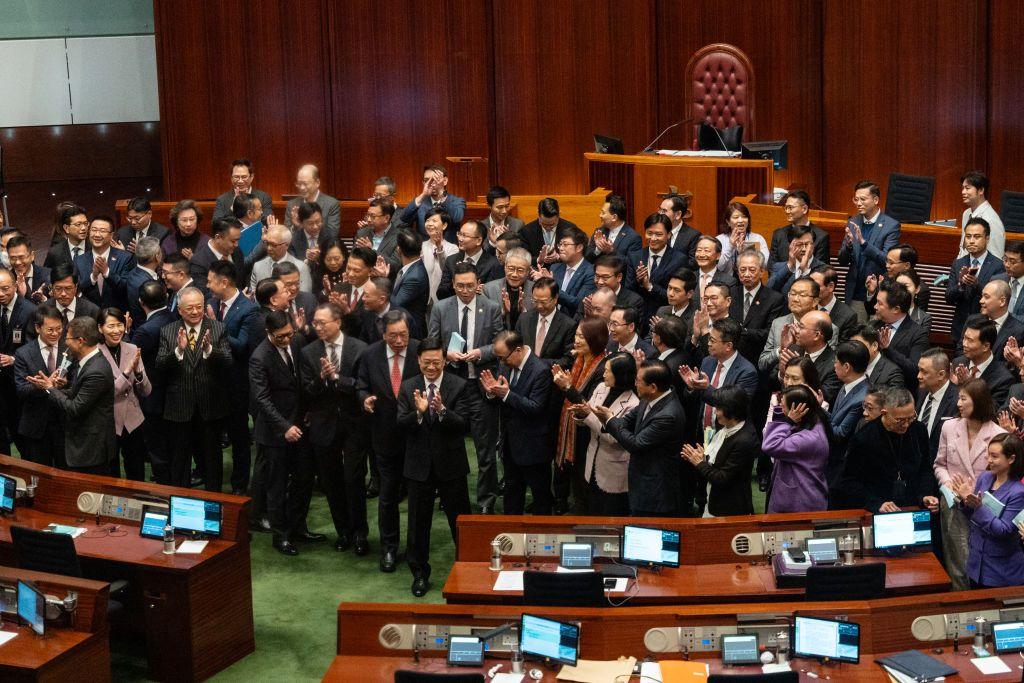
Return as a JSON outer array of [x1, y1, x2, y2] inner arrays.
[[605, 559, 640, 607]]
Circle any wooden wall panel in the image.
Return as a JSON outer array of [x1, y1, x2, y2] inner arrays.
[[822, 0, 988, 222], [987, 0, 1024, 208], [655, 0, 824, 214], [491, 0, 655, 201]]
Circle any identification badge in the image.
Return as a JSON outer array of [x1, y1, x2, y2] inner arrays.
[[11, 328, 21, 344]]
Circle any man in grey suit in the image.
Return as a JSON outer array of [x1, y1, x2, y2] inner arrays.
[[354, 199, 401, 267], [428, 261, 504, 513], [481, 185, 525, 250], [212, 158, 274, 222], [155, 287, 233, 490], [250, 225, 313, 292], [26, 317, 115, 475], [284, 164, 340, 238], [481, 247, 534, 331]]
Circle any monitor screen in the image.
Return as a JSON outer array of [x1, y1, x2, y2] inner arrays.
[[722, 634, 759, 664], [169, 496, 222, 537], [520, 614, 579, 666], [447, 636, 484, 666], [873, 510, 931, 549], [806, 538, 838, 563], [140, 507, 169, 540], [793, 616, 860, 663], [17, 580, 45, 636], [560, 542, 593, 569], [621, 525, 680, 568], [0, 474, 15, 513], [993, 621, 1024, 654]]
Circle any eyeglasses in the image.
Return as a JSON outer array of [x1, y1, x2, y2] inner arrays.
[[788, 291, 814, 299], [886, 414, 915, 425], [420, 359, 443, 367], [271, 330, 294, 341], [68, 221, 89, 228]]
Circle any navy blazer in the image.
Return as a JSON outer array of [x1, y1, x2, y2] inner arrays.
[[19, 265, 51, 295], [830, 378, 869, 442], [605, 391, 685, 515], [214, 294, 260, 387], [74, 247, 136, 310], [946, 251, 1006, 341], [130, 308, 176, 416], [401, 195, 466, 242], [695, 353, 759, 426], [963, 472, 1024, 588], [766, 258, 826, 295], [115, 222, 170, 249], [550, 259, 595, 316], [607, 337, 657, 359], [585, 224, 642, 265], [124, 266, 159, 326], [952, 354, 1015, 408], [993, 314, 1024, 365], [837, 212, 900, 303], [630, 247, 686, 320], [390, 259, 430, 338], [14, 340, 66, 439], [495, 353, 553, 466], [0, 294, 37, 358]]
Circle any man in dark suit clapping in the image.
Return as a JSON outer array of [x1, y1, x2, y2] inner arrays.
[[396, 339, 472, 597], [130, 280, 175, 483], [26, 317, 115, 475], [14, 305, 68, 467], [155, 287, 233, 490]]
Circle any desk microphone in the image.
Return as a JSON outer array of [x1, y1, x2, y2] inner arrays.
[[640, 118, 692, 154]]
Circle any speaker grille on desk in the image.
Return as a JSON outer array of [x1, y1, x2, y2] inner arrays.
[[379, 624, 414, 649], [495, 534, 515, 554], [77, 491, 102, 514], [644, 628, 674, 653], [911, 616, 945, 641], [731, 533, 763, 555]]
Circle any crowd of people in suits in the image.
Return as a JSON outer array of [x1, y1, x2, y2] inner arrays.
[[1, 160, 1023, 596]]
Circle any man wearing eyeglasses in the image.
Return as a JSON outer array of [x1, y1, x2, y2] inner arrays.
[[74, 216, 136, 311], [44, 204, 90, 271], [116, 196, 170, 252], [284, 164, 340, 238], [354, 199, 401, 268], [481, 247, 534, 330], [759, 278, 838, 385], [249, 225, 313, 293], [213, 158, 273, 223]]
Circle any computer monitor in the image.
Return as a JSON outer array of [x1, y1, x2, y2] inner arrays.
[[0, 473, 14, 513], [872, 510, 931, 550], [519, 613, 580, 666], [446, 635, 484, 666], [593, 134, 624, 155], [806, 537, 838, 564], [993, 621, 1024, 654], [169, 496, 222, 537], [792, 615, 860, 664], [621, 525, 680, 568], [741, 140, 788, 170], [559, 542, 593, 570], [721, 633, 760, 665], [139, 505, 169, 540], [17, 580, 45, 636]]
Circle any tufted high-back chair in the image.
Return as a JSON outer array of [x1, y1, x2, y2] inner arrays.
[[684, 43, 754, 149]]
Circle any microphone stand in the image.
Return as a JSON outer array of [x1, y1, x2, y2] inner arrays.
[[639, 119, 691, 154]]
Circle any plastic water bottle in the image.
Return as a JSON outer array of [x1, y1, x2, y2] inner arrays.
[[162, 524, 176, 554]]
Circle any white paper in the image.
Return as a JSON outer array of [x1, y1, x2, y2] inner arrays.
[[881, 665, 918, 683], [447, 332, 466, 354], [491, 674, 524, 683], [0, 631, 17, 647], [176, 540, 208, 554], [492, 570, 523, 591], [763, 662, 792, 674], [555, 567, 595, 573], [971, 656, 1012, 674], [640, 662, 662, 680], [603, 577, 628, 593]]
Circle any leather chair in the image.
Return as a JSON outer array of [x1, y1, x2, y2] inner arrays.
[[685, 43, 754, 149], [999, 190, 1024, 233], [886, 173, 935, 224]]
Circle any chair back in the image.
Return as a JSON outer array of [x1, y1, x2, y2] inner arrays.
[[684, 43, 754, 149], [394, 672, 485, 683], [11, 525, 83, 577], [805, 562, 886, 601], [522, 570, 605, 607], [885, 173, 935, 224], [708, 672, 799, 682], [999, 190, 1024, 233]]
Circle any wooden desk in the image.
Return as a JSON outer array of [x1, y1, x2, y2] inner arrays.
[[0, 456, 253, 682], [456, 510, 870, 564], [0, 566, 110, 683], [585, 152, 774, 234], [442, 555, 949, 605]]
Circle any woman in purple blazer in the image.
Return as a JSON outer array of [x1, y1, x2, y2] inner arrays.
[[161, 199, 210, 260], [98, 307, 152, 481], [951, 432, 1024, 588], [762, 384, 831, 513]]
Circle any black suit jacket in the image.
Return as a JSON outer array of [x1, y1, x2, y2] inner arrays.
[[728, 285, 786, 363], [669, 224, 702, 269], [826, 299, 859, 343], [154, 319, 234, 422], [43, 240, 75, 272], [0, 295, 36, 358], [249, 338, 305, 447], [300, 335, 367, 447], [839, 419, 933, 513], [48, 351, 115, 468], [356, 306, 414, 346], [189, 243, 248, 293], [868, 354, 906, 390], [882, 315, 930, 392], [810, 346, 842, 406], [631, 247, 687, 320], [130, 308, 176, 415], [14, 341, 66, 439], [993, 315, 1024, 365], [946, 251, 1006, 341], [768, 224, 830, 269], [390, 259, 430, 338], [115, 222, 170, 250], [495, 354, 553, 466], [396, 373, 471, 482], [356, 339, 422, 456], [436, 251, 502, 301], [917, 384, 959, 459], [515, 310, 575, 369], [605, 391, 685, 515], [520, 218, 580, 263], [952, 354, 1015, 408], [696, 421, 761, 516]]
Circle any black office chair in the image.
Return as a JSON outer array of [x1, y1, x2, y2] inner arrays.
[[885, 172, 935, 224], [1000, 190, 1024, 233], [11, 525, 129, 612], [708, 672, 798, 682], [805, 562, 886, 601], [522, 570, 605, 607], [394, 672, 485, 683]]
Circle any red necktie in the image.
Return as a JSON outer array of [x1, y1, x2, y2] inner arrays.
[[390, 353, 403, 397], [702, 362, 724, 429]]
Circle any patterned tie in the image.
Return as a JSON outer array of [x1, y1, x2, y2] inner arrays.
[[96, 271, 104, 296], [969, 365, 979, 378], [219, 301, 228, 321], [744, 292, 752, 319], [46, 346, 56, 374], [971, 258, 980, 270], [61, 307, 70, 325], [187, 328, 197, 351], [390, 353, 403, 397], [428, 382, 437, 419], [650, 254, 660, 274], [329, 342, 339, 369], [919, 393, 934, 434], [702, 362, 724, 429], [534, 316, 547, 356]]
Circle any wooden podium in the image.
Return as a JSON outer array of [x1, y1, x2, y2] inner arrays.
[[585, 152, 774, 234]]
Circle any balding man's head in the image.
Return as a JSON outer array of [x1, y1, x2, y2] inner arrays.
[[296, 164, 321, 199], [797, 310, 832, 352], [590, 287, 617, 321], [981, 279, 1011, 319], [178, 287, 206, 326]]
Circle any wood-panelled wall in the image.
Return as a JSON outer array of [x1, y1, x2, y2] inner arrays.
[[153, 0, 1024, 224]]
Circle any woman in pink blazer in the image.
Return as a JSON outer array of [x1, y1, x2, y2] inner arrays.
[[98, 307, 152, 481], [932, 378, 1004, 590]]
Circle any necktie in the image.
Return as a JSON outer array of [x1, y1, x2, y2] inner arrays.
[[329, 342, 339, 370], [390, 353, 402, 397], [46, 346, 56, 374], [460, 305, 469, 352], [0, 306, 8, 340], [970, 365, 979, 378], [353, 288, 362, 307], [651, 254, 660, 273], [702, 362, 724, 429], [701, 273, 710, 299], [187, 328, 197, 351], [428, 382, 437, 419], [72, 246, 81, 259], [219, 301, 228, 321], [744, 292, 752, 319], [535, 316, 548, 355], [920, 393, 934, 434], [96, 271, 104, 296], [282, 348, 295, 375], [562, 267, 574, 290], [61, 307, 70, 325], [834, 387, 847, 413], [971, 258, 980, 270], [510, 368, 519, 387]]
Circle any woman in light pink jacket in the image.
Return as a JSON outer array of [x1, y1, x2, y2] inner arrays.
[[98, 308, 152, 481], [933, 378, 1004, 590]]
